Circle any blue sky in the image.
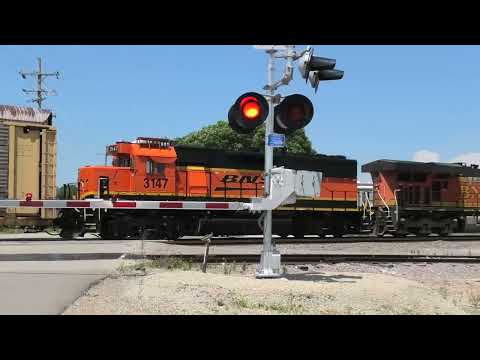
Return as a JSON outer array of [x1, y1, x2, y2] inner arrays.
[[1, 45, 479, 184]]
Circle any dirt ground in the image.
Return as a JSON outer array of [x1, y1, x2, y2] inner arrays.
[[63, 259, 480, 315]]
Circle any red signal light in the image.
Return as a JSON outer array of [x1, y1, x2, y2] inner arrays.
[[228, 92, 269, 134], [240, 97, 262, 120]]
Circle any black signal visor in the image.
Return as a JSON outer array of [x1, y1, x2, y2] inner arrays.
[[274, 94, 314, 134]]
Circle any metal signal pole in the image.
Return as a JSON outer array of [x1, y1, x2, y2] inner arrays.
[[256, 49, 279, 278], [20, 57, 60, 109], [255, 45, 296, 278], [251, 45, 342, 278]]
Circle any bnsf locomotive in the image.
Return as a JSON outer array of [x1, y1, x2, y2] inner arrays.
[[362, 160, 480, 236], [56, 137, 480, 239], [59, 137, 359, 239]]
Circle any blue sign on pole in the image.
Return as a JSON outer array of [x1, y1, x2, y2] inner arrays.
[[268, 133, 286, 148]]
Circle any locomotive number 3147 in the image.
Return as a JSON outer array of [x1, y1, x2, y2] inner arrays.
[[144, 178, 168, 189]]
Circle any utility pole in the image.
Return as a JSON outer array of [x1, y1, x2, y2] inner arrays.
[[20, 57, 60, 109]]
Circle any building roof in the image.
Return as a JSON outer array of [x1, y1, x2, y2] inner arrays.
[[362, 159, 480, 177], [0, 105, 52, 125]]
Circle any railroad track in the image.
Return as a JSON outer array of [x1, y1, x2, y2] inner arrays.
[[128, 253, 480, 264], [166, 234, 480, 246]]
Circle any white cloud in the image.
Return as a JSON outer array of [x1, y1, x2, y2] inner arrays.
[[449, 153, 480, 166], [413, 150, 440, 163]]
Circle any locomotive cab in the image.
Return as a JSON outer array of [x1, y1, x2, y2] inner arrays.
[[78, 137, 177, 200]]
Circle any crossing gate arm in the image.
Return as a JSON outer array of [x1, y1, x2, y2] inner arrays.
[[0, 199, 250, 211], [0, 169, 317, 212]]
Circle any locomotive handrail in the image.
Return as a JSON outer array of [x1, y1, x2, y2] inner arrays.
[[361, 196, 373, 221], [375, 186, 390, 218], [393, 189, 400, 224]]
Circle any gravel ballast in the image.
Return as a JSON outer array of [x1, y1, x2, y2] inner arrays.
[[63, 261, 480, 315]]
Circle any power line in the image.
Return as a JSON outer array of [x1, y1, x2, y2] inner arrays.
[[19, 57, 60, 109]]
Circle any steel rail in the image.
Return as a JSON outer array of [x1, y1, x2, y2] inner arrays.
[[128, 253, 480, 264], [166, 235, 480, 246]]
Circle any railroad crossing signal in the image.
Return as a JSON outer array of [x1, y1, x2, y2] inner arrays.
[[228, 92, 314, 135], [273, 94, 314, 134], [298, 46, 344, 93], [228, 92, 269, 133]]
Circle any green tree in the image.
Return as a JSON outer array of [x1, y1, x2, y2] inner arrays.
[[176, 120, 316, 155]]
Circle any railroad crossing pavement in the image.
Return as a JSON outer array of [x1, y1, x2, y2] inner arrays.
[[2, 232, 480, 314], [0, 234, 140, 315], [0, 260, 121, 314]]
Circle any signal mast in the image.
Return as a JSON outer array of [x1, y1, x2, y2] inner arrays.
[[228, 45, 344, 278]]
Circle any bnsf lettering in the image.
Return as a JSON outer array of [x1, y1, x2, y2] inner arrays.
[[221, 175, 263, 184], [239, 175, 259, 184], [222, 175, 239, 183]]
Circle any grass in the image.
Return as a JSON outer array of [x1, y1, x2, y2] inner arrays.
[[468, 290, 480, 309], [167, 257, 193, 271], [438, 287, 449, 300], [222, 261, 237, 275], [232, 295, 250, 309], [0, 226, 24, 234], [118, 257, 193, 273], [230, 292, 306, 314], [379, 303, 419, 315]]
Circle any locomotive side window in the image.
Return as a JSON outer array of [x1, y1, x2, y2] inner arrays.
[[146, 159, 153, 174], [398, 173, 411, 181], [145, 159, 166, 176]]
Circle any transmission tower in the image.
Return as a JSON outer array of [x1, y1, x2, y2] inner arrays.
[[19, 57, 60, 109]]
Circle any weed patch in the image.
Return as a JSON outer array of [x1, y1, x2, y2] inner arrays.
[[118, 257, 193, 273], [167, 257, 193, 271], [229, 292, 306, 314], [468, 290, 480, 309]]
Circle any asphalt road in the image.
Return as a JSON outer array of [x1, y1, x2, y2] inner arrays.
[[0, 234, 139, 315]]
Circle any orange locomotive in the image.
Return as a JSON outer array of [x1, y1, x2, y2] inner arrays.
[[362, 160, 480, 236], [75, 137, 359, 239]]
